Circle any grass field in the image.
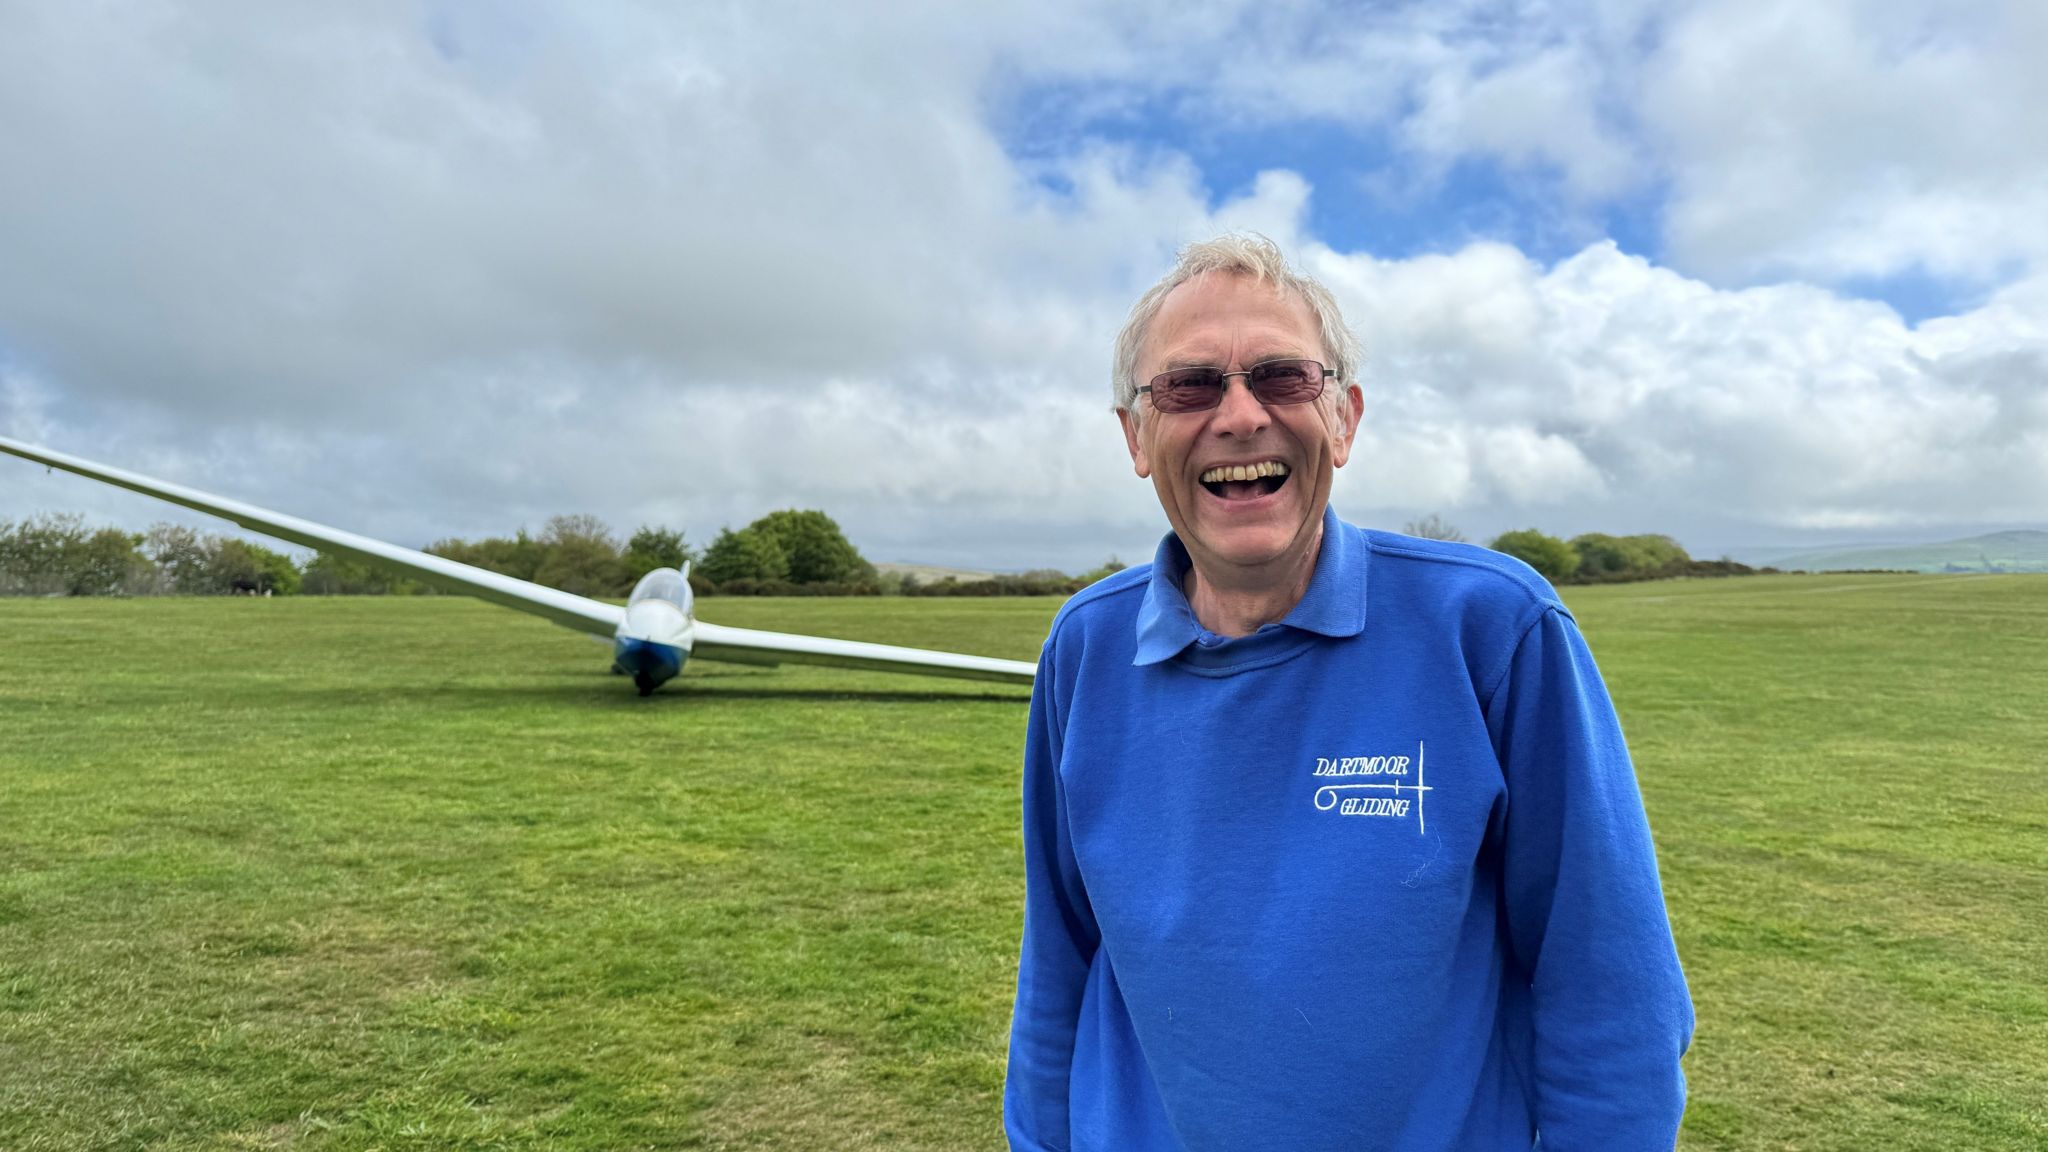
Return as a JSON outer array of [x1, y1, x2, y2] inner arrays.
[[2, 577, 2044, 1150]]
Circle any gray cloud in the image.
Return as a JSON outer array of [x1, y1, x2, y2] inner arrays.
[[1644, 0, 2048, 285], [1, 1, 2044, 573], [1318, 241, 2048, 543]]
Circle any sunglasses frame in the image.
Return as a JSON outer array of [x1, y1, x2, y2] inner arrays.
[[1137, 358, 1339, 414]]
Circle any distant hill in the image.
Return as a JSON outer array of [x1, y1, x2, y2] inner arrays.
[[873, 561, 999, 583], [1768, 530, 2048, 574]]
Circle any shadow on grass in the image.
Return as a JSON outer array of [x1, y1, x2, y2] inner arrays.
[[62, 666, 1031, 709], [670, 684, 1031, 705], [247, 679, 1030, 708]]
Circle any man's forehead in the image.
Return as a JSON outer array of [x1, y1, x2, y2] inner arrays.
[[1145, 272, 1321, 365]]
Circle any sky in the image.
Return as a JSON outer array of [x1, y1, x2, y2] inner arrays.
[[2, 0, 2045, 571]]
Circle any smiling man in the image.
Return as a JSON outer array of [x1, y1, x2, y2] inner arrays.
[[1004, 236, 1693, 1151]]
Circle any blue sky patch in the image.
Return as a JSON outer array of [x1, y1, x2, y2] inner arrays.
[[1832, 265, 1998, 327], [995, 78, 1969, 320], [997, 80, 1658, 266]]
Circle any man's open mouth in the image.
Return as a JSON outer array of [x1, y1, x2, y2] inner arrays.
[[1199, 460, 1290, 501]]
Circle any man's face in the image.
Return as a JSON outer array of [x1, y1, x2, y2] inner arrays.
[[1120, 271, 1363, 577]]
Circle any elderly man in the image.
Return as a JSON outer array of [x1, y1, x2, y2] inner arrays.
[[1004, 236, 1693, 1150]]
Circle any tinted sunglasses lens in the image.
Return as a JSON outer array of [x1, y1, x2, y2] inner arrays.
[[1149, 368, 1225, 413], [1249, 360, 1326, 404], [1146, 361, 1327, 412]]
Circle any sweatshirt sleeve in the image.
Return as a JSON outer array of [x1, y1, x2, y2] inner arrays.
[[1003, 643, 1100, 1152], [1486, 606, 1694, 1149]]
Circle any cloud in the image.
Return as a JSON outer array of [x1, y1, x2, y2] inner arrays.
[[1404, 43, 1637, 201], [1642, 0, 2048, 285], [1317, 240, 2048, 536], [1012, 0, 2048, 292], [1, 1, 2043, 571]]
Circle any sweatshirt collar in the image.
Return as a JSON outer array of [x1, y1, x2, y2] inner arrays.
[[1133, 505, 1368, 666]]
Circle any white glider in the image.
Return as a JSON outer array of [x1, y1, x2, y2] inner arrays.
[[0, 435, 1036, 695]]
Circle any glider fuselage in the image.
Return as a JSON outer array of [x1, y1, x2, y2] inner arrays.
[[612, 570, 695, 695]]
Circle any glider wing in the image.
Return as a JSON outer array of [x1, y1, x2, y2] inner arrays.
[[0, 433, 622, 636], [0, 435, 1037, 685], [692, 621, 1035, 684]]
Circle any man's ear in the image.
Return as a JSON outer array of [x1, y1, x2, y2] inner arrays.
[[1330, 383, 1364, 469], [1118, 407, 1152, 479]]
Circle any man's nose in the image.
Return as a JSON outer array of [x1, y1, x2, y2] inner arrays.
[[1210, 376, 1270, 437]]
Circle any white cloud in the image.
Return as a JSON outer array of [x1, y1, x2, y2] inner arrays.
[[1319, 241, 2048, 536], [1404, 44, 1637, 200], [1643, 0, 2048, 285], [1063, 0, 2048, 292], [1, 1, 2043, 570]]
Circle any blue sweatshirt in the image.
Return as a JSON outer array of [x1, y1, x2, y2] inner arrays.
[[1004, 509, 1693, 1151]]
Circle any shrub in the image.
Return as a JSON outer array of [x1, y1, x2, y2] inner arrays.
[[428, 530, 547, 583], [906, 572, 1086, 597], [1078, 557, 1128, 585], [0, 515, 149, 596], [1570, 532, 1691, 578], [744, 510, 874, 585], [698, 527, 790, 585], [624, 526, 693, 582], [303, 552, 430, 595], [1488, 529, 1580, 584]]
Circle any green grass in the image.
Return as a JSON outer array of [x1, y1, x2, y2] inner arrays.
[[1, 578, 2043, 1150]]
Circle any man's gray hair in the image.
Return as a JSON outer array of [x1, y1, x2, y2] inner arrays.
[[1111, 234, 1362, 415]]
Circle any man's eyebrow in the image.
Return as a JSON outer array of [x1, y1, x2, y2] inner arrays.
[[1162, 346, 1310, 370]]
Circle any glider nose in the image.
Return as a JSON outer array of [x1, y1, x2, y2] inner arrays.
[[613, 636, 686, 696], [614, 571, 695, 695]]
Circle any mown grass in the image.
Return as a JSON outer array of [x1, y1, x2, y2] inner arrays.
[[0, 577, 2043, 1150]]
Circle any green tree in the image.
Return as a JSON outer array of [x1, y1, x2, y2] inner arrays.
[[67, 528, 149, 596], [0, 513, 88, 595], [202, 538, 258, 593], [532, 514, 628, 597], [428, 529, 546, 582], [1079, 557, 1128, 584], [191, 538, 301, 595], [698, 526, 790, 585], [1625, 534, 1690, 569], [1570, 533, 1691, 577], [302, 552, 427, 595], [1488, 529, 1579, 583], [142, 523, 210, 593], [745, 509, 872, 585], [247, 543, 302, 595], [1569, 533, 1634, 577], [623, 525, 692, 581]]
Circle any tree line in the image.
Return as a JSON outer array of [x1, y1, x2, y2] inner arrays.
[[0, 514, 302, 597], [0, 509, 1128, 598], [1403, 516, 1767, 584], [5, 507, 1763, 601]]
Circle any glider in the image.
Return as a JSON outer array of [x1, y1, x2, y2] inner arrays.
[[0, 435, 1036, 695]]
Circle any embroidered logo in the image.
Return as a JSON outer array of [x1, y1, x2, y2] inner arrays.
[[1311, 741, 1430, 833]]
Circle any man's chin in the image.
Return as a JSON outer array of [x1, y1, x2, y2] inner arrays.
[[1184, 518, 1311, 572]]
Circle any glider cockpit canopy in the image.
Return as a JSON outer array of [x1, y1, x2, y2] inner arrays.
[[628, 566, 693, 615]]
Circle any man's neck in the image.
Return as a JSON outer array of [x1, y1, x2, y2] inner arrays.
[[1182, 524, 1324, 638]]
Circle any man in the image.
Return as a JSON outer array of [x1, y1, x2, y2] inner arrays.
[[1004, 236, 1693, 1150]]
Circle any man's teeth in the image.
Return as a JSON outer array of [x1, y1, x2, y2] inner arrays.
[[1199, 461, 1290, 484]]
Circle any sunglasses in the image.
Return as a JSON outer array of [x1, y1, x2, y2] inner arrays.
[[1138, 358, 1337, 415]]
